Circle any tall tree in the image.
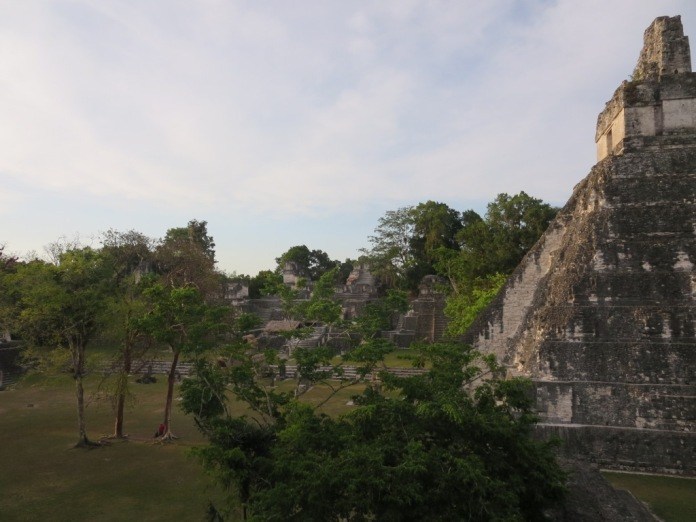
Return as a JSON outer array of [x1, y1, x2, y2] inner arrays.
[[440, 192, 558, 335], [363, 201, 463, 291], [362, 206, 416, 290], [460, 192, 558, 276], [139, 282, 229, 440], [100, 229, 156, 438], [407, 201, 463, 288], [162, 219, 216, 262], [410, 201, 463, 262], [157, 219, 218, 298], [248, 270, 283, 299], [10, 248, 112, 446]]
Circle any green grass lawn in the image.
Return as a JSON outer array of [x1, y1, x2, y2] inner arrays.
[[0, 373, 221, 522], [0, 371, 369, 521], [602, 471, 696, 522]]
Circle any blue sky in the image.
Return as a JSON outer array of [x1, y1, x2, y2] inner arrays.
[[3, 1, 696, 275]]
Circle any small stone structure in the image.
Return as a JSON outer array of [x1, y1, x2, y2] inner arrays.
[[597, 16, 694, 161], [334, 263, 379, 320], [465, 16, 696, 475], [224, 280, 249, 304], [282, 261, 307, 288], [401, 275, 448, 343]]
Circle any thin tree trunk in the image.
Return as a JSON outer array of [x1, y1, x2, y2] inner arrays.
[[113, 373, 127, 438], [72, 340, 97, 448], [161, 348, 180, 439], [75, 372, 90, 446], [113, 343, 132, 438], [72, 339, 93, 447]]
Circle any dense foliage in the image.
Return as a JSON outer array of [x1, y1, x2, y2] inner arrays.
[[5, 249, 113, 445], [182, 342, 566, 521], [360, 193, 557, 334]]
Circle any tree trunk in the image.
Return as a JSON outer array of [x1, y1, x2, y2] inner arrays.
[[161, 348, 180, 439], [113, 373, 127, 438], [74, 371, 91, 447], [113, 344, 132, 438], [72, 341, 92, 447]]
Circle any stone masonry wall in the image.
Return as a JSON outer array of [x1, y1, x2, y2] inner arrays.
[[633, 15, 691, 80], [464, 145, 696, 474]]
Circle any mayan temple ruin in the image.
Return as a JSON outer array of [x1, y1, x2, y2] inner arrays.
[[464, 16, 695, 475]]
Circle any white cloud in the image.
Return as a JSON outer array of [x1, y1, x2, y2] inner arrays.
[[3, 0, 696, 271]]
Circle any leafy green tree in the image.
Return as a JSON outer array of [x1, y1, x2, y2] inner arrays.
[[182, 342, 565, 520], [457, 192, 558, 277], [363, 201, 463, 291], [275, 245, 338, 281], [362, 206, 415, 290], [337, 258, 355, 284], [303, 268, 342, 325], [445, 273, 507, 336], [9, 248, 112, 446], [437, 192, 558, 335], [353, 289, 409, 338], [156, 219, 219, 298], [0, 244, 20, 341], [235, 312, 262, 333], [100, 229, 156, 438], [162, 219, 216, 262], [248, 270, 283, 299], [139, 282, 229, 439], [406, 201, 463, 286]]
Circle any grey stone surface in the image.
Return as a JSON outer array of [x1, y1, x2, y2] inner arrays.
[[465, 16, 696, 474], [546, 460, 658, 521]]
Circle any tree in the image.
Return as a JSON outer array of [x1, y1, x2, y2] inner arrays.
[[302, 268, 342, 325], [411, 201, 463, 274], [182, 342, 566, 520], [362, 206, 415, 290], [363, 201, 463, 291], [438, 192, 558, 335], [156, 219, 219, 298], [444, 273, 507, 336], [100, 229, 156, 438], [0, 244, 19, 341], [458, 192, 558, 277], [0, 244, 18, 272], [275, 245, 338, 281], [248, 270, 283, 299], [337, 258, 355, 284], [162, 219, 216, 262], [9, 248, 112, 447], [353, 289, 409, 338], [139, 282, 229, 440]]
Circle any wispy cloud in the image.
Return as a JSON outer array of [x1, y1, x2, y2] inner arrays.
[[2, 1, 696, 272]]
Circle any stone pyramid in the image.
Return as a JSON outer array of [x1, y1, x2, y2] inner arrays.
[[464, 15, 695, 475]]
